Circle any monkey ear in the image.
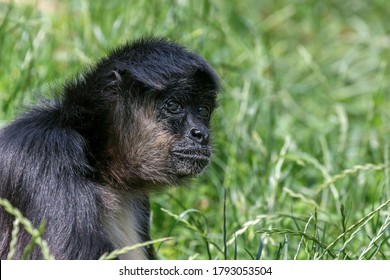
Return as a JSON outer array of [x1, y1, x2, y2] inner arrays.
[[107, 69, 122, 87], [101, 69, 123, 95], [110, 70, 123, 84]]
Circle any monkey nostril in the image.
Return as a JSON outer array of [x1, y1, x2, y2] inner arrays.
[[191, 128, 202, 138], [190, 128, 209, 144]]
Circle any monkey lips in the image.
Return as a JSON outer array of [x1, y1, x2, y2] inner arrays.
[[170, 147, 212, 176]]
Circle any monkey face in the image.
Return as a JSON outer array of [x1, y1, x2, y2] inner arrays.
[[106, 88, 216, 188], [163, 100, 213, 177], [154, 74, 218, 179]]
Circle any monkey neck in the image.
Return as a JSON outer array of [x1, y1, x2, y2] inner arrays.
[[101, 189, 152, 260], [98, 168, 167, 193]]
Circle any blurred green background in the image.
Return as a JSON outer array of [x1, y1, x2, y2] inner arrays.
[[0, 0, 389, 259]]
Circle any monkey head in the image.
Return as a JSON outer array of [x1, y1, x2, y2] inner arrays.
[[69, 38, 220, 190]]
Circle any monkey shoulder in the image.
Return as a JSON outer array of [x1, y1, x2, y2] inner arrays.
[[0, 106, 93, 190]]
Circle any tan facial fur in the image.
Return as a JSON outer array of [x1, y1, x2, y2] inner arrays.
[[103, 99, 177, 190]]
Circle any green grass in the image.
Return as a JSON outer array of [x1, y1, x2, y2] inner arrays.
[[1, 0, 389, 260]]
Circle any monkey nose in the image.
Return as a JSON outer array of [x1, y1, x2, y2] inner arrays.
[[190, 128, 209, 145]]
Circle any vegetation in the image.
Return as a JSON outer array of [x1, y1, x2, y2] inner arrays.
[[0, 0, 389, 259]]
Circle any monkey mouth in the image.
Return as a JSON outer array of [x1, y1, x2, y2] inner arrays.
[[172, 149, 211, 162], [170, 146, 212, 176]]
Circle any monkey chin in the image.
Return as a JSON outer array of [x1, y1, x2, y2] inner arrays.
[[170, 148, 211, 177]]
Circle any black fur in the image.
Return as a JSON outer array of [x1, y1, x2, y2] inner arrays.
[[0, 38, 219, 259]]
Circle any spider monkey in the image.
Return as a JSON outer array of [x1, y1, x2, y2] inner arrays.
[[0, 37, 220, 259]]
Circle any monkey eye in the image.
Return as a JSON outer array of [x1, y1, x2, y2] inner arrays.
[[198, 106, 210, 118], [165, 99, 183, 114]]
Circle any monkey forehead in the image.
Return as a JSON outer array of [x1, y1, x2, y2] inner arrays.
[[157, 76, 219, 109], [105, 37, 220, 92]]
